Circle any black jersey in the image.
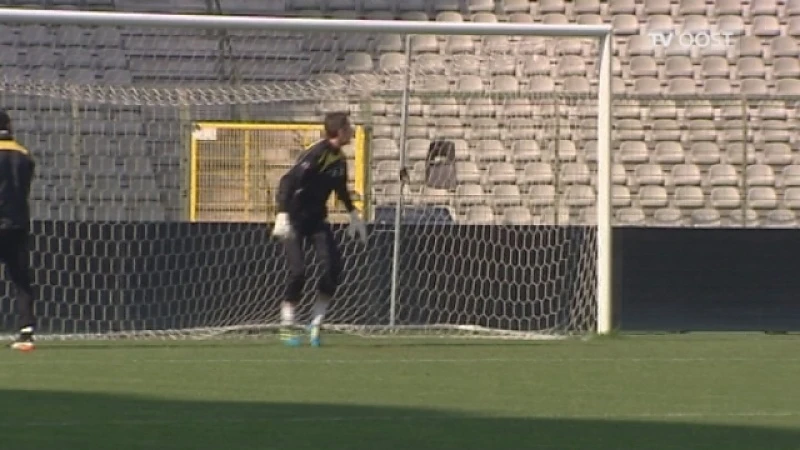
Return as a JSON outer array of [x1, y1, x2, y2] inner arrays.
[[0, 138, 35, 232], [276, 139, 354, 230]]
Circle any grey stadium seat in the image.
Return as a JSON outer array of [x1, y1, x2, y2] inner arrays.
[[528, 185, 556, 207], [646, 15, 674, 33], [629, 56, 658, 77], [692, 209, 722, 227], [445, 35, 475, 54], [785, 188, 800, 210], [561, 163, 591, 185], [781, 166, 800, 187], [456, 162, 481, 184], [512, 140, 541, 163], [715, 0, 742, 15], [468, 0, 495, 12], [616, 207, 646, 225], [680, 0, 707, 14], [491, 185, 522, 208], [771, 37, 799, 58], [665, 56, 694, 78], [619, 141, 649, 164], [486, 162, 517, 184], [613, 185, 632, 207], [455, 184, 486, 209], [773, 58, 800, 78], [751, 0, 779, 15], [502, 207, 533, 225], [689, 142, 721, 165], [748, 187, 778, 210], [745, 165, 776, 187], [653, 208, 685, 227], [654, 142, 685, 164], [520, 163, 554, 186], [634, 164, 665, 186], [575, 0, 601, 13], [474, 140, 508, 163], [707, 164, 739, 187], [565, 185, 595, 208], [752, 16, 781, 37], [764, 210, 797, 228], [436, 11, 464, 22], [675, 186, 705, 208], [638, 185, 668, 208], [718, 15, 745, 36], [465, 205, 495, 224], [710, 186, 741, 209]]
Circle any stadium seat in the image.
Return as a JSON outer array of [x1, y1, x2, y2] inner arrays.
[[491, 185, 522, 208], [616, 207, 646, 225], [653, 121, 682, 144], [691, 208, 722, 226], [574, 0, 601, 13], [455, 184, 485, 209], [654, 142, 685, 164], [501, 207, 533, 225], [528, 185, 556, 207], [764, 209, 797, 227], [711, 186, 741, 209], [639, 185, 669, 208], [748, 187, 778, 210], [675, 186, 705, 208], [653, 208, 685, 226], [707, 164, 739, 187], [619, 141, 649, 164], [613, 185, 632, 207], [512, 140, 541, 164]]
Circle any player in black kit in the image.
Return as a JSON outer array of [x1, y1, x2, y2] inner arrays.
[[272, 112, 367, 347], [0, 110, 37, 352]]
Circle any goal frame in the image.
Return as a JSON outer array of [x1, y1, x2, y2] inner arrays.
[[0, 8, 615, 336]]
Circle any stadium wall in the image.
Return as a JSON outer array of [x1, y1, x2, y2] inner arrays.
[[0, 222, 798, 334], [618, 228, 800, 332]]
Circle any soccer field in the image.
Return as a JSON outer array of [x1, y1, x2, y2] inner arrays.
[[1, 334, 798, 450]]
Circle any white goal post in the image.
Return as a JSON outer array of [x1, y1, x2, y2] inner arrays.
[[0, 8, 614, 339]]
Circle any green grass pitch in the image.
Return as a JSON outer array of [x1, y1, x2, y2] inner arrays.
[[1, 333, 798, 450]]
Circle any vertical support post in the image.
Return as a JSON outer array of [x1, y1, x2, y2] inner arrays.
[[740, 97, 749, 228], [181, 104, 195, 222], [596, 33, 614, 335], [553, 96, 561, 225], [389, 34, 413, 328], [244, 130, 250, 218]]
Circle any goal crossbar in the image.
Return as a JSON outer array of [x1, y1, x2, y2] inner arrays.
[[0, 8, 612, 37]]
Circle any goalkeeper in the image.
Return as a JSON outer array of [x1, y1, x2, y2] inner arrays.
[[0, 110, 36, 352], [272, 111, 367, 347]]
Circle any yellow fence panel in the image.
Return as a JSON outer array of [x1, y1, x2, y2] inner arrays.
[[190, 122, 366, 223]]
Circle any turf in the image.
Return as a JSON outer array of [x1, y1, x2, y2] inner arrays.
[[1, 333, 798, 450]]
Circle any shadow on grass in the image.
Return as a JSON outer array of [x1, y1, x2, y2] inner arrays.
[[2, 389, 797, 450]]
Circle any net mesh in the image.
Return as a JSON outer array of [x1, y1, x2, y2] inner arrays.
[[0, 23, 604, 340]]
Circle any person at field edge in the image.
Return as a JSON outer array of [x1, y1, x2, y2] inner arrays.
[[0, 110, 37, 352], [271, 111, 367, 347]]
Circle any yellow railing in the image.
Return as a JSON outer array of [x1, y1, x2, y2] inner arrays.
[[190, 121, 366, 222]]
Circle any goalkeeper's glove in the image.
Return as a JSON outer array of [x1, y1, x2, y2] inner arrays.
[[347, 210, 368, 245], [272, 212, 294, 240]]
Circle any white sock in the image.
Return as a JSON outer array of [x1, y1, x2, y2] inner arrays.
[[281, 302, 295, 327], [311, 295, 330, 327]]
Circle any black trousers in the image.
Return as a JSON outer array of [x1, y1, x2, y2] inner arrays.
[[0, 229, 35, 330], [283, 222, 342, 303]]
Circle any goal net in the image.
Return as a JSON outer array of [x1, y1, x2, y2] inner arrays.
[[0, 10, 612, 340]]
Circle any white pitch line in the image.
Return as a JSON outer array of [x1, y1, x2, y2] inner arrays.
[[2, 411, 798, 429], [2, 356, 800, 366]]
